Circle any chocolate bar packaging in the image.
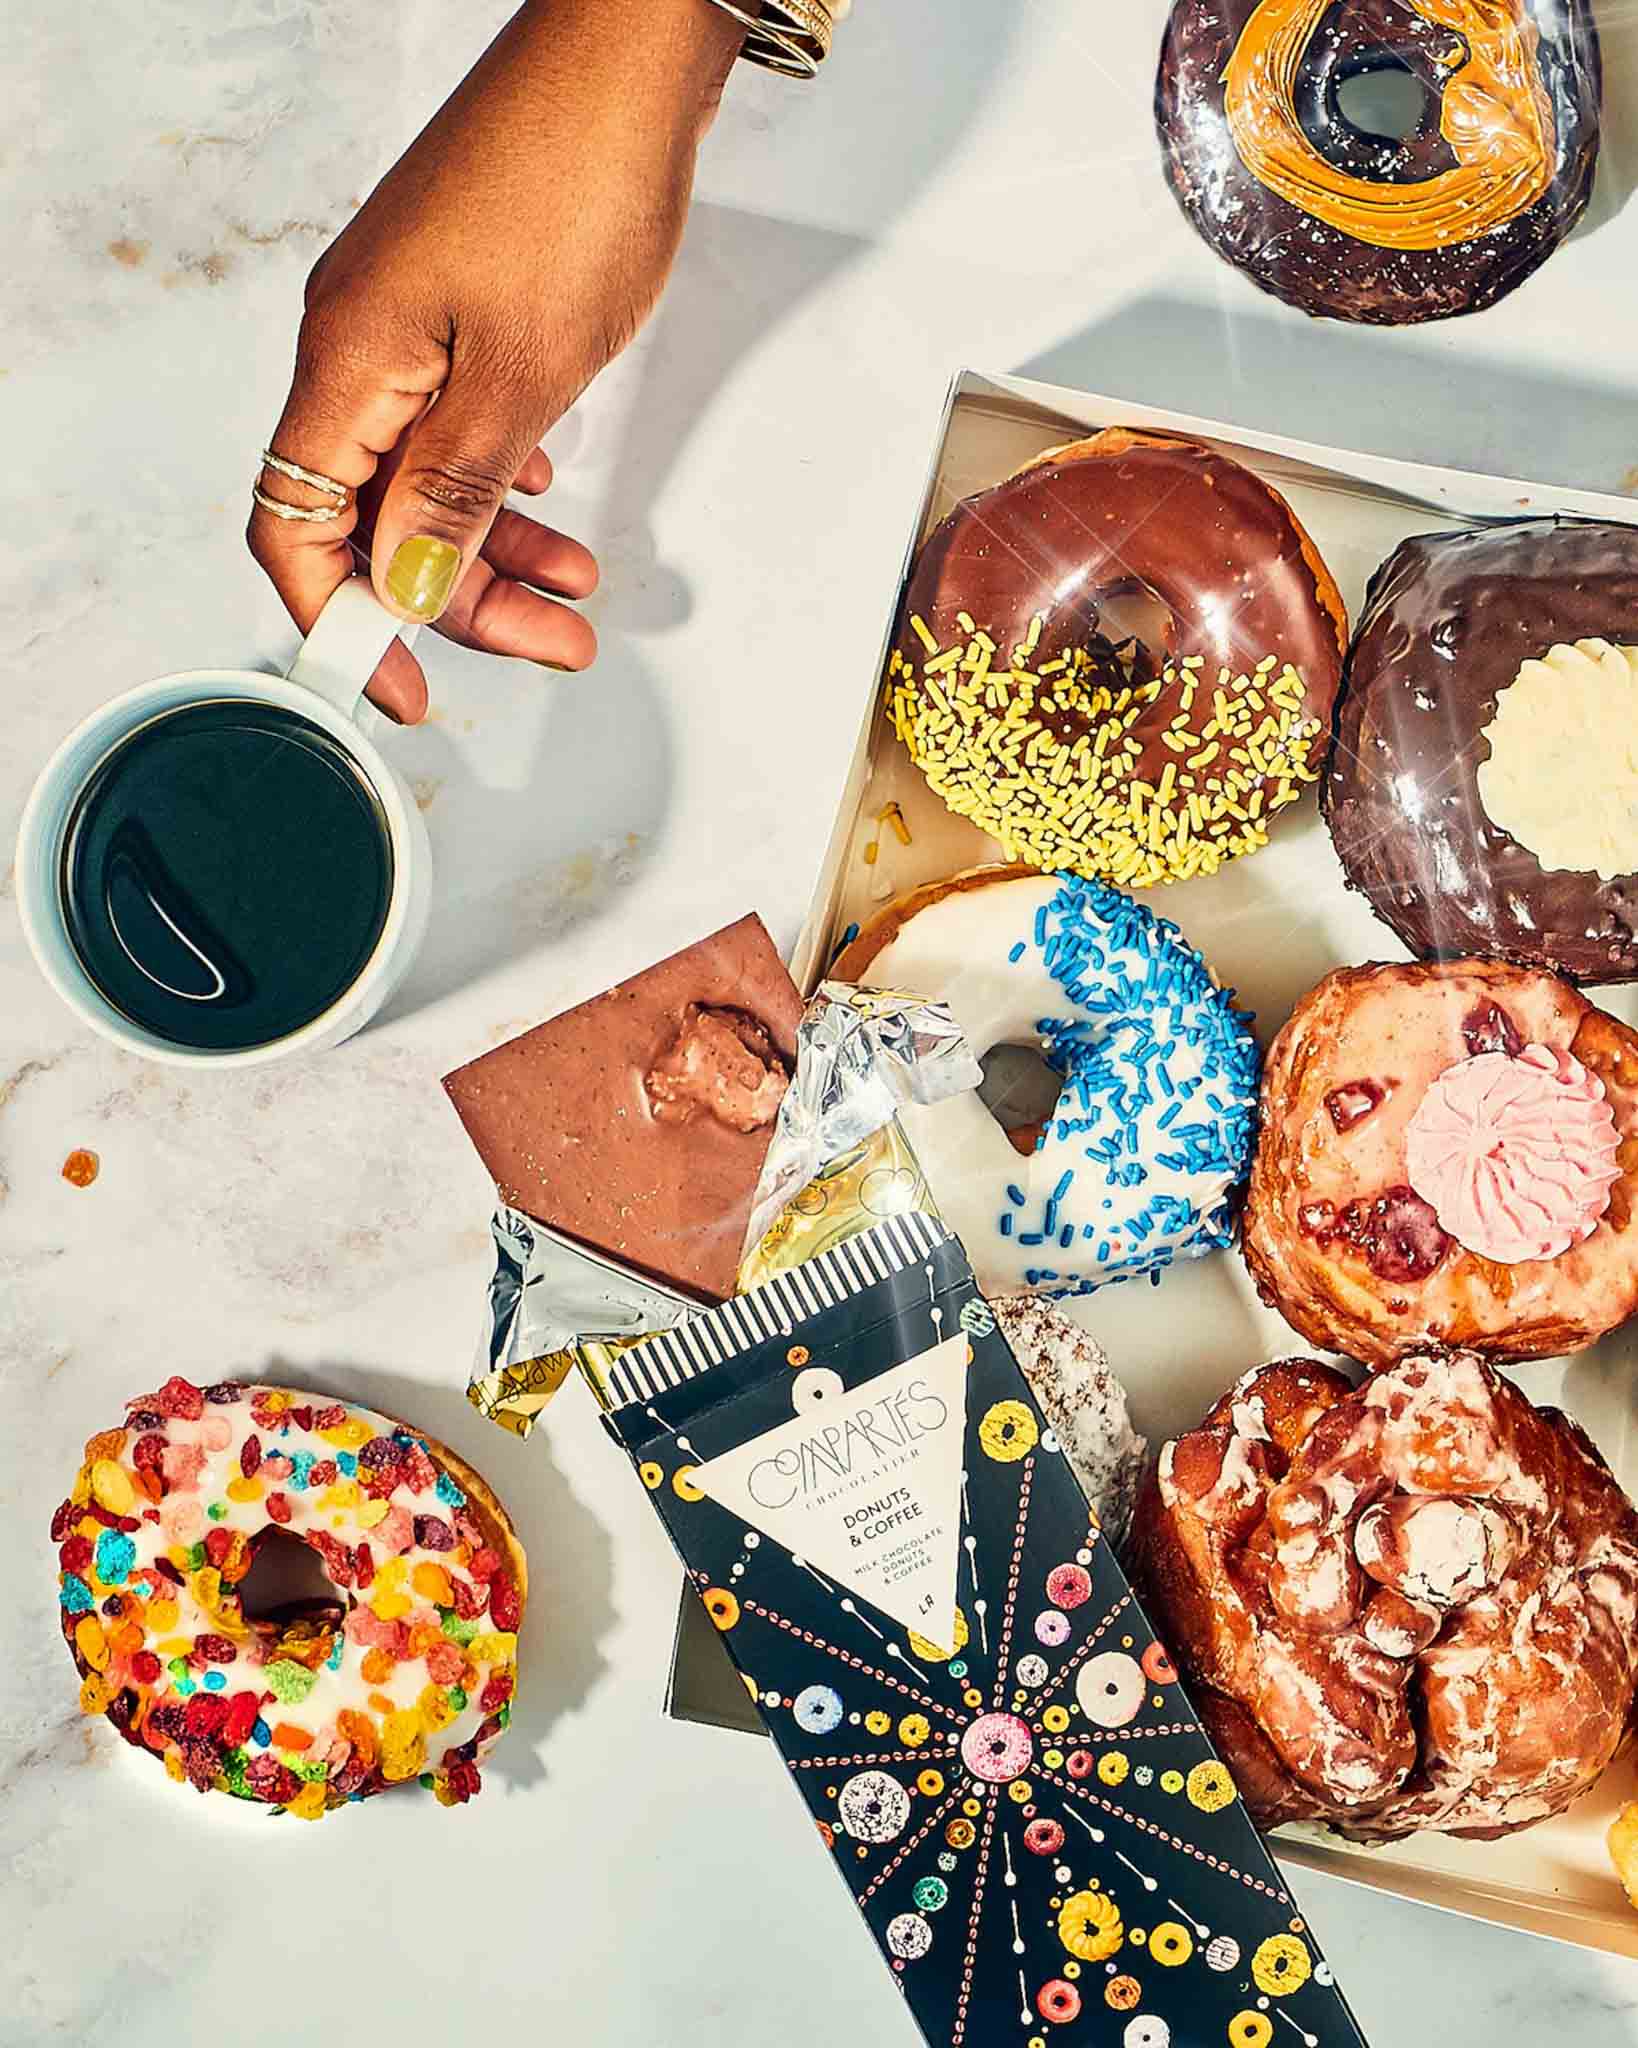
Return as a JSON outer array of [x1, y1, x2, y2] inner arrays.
[[454, 964, 978, 1430], [607, 1214, 1369, 2048]]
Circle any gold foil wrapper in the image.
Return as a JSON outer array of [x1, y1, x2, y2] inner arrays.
[[468, 1349, 578, 1437], [737, 1119, 942, 1289]]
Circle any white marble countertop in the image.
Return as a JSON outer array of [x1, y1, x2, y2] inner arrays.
[[7, 3, 1638, 2042]]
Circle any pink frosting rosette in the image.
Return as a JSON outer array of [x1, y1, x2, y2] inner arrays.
[[1405, 1044, 1620, 1265]]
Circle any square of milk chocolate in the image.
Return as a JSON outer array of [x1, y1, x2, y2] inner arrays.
[[442, 915, 802, 1301]]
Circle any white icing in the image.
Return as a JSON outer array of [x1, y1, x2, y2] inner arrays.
[[860, 874, 1256, 1296], [67, 1387, 514, 1799], [1478, 639, 1638, 879]]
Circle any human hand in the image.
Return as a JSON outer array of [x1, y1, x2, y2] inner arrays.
[[249, 0, 745, 722]]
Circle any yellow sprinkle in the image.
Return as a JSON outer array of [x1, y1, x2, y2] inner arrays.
[[156, 1636, 193, 1658], [909, 614, 937, 653], [862, 839, 879, 866], [164, 1747, 186, 1780], [358, 1499, 389, 1529], [287, 1781, 329, 1821], [371, 1591, 412, 1622], [879, 802, 912, 846], [75, 1615, 109, 1671], [319, 1419, 372, 1451], [226, 1475, 264, 1504], [90, 1459, 134, 1516]]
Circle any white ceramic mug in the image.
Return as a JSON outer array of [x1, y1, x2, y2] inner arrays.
[[15, 577, 432, 1068]]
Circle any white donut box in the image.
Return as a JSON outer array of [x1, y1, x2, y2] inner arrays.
[[664, 369, 1638, 1961]]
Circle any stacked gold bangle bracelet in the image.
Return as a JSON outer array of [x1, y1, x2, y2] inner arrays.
[[708, 0, 839, 77]]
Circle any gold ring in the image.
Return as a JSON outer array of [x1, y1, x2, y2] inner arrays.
[[252, 447, 353, 524]]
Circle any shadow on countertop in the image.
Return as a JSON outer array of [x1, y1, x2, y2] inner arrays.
[[1575, 0, 1638, 238], [259, 1353, 613, 1794], [1014, 291, 1638, 497]]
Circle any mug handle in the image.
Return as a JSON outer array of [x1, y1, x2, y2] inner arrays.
[[285, 575, 421, 716]]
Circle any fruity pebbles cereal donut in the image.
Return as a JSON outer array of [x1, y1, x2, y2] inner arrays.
[[53, 1377, 526, 1818]]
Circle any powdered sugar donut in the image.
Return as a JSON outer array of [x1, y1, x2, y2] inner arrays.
[[993, 1295, 1147, 1544], [832, 868, 1259, 1295], [52, 1377, 524, 1818], [838, 1768, 911, 1842]]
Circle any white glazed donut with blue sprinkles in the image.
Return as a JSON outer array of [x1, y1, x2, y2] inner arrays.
[[832, 867, 1259, 1296]]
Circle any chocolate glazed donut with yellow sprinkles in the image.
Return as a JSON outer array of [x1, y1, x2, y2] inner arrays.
[[1157, 0, 1601, 323], [886, 429, 1346, 887]]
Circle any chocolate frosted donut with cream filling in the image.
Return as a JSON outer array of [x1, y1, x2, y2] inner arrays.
[[1325, 519, 1638, 982], [885, 429, 1346, 887], [1133, 1352, 1638, 1840], [1157, 0, 1602, 324], [1242, 958, 1638, 1366]]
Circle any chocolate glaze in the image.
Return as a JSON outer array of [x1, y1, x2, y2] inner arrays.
[[1325, 519, 1638, 982], [442, 915, 802, 1301], [1156, 0, 1602, 325], [899, 430, 1346, 791]]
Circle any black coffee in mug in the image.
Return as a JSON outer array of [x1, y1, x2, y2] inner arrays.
[[60, 700, 394, 1052]]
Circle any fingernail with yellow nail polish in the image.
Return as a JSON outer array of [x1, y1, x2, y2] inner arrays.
[[386, 536, 461, 618]]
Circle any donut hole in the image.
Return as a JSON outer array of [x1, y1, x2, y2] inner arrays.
[[237, 1525, 347, 1641], [978, 1043, 1066, 1156], [1334, 58, 1435, 146], [1083, 586, 1173, 685]]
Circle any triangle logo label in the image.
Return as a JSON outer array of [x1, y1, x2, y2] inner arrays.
[[693, 1332, 970, 1651]]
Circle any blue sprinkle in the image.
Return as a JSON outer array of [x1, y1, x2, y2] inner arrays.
[[1018, 1232, 1045, 1247], [1006, 1184, 1026, 1207], [1158, 1100, 1182, 1129], [59, 1575, 93, 1614], [1059, 1224, 1075, 1249], [203, 1670, 227, 1693], [252, 1718, 271, 1747], [175, 1677, 197, 1698], [1044, 1201, 1058, 1236], [94, 1529, 134, 1586], [336, 1451, 358, 1477], [1007, 940, 1025, 963], [1000, 1213, 1013, 1237], [838, 921, 860, 953], [327, 1634, 345, 1670], [1051, 1170, 1073, 1203], [435, 1471, 467, 1509], [287, 1451, 315, 1492]]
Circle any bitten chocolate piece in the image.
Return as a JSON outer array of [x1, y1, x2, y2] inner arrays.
[[443, 915, 801, 1301]]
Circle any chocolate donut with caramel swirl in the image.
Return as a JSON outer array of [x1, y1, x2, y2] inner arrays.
[[1157, 0, 1602, 324], [885, 429, 1346, 887]]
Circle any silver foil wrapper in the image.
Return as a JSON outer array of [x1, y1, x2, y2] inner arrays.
[[468, 1206, 699, 1434], [740, 982, 982, 1260]]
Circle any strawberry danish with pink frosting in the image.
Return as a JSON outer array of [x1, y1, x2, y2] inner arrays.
[[1243, 959, 1638, 1366]]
